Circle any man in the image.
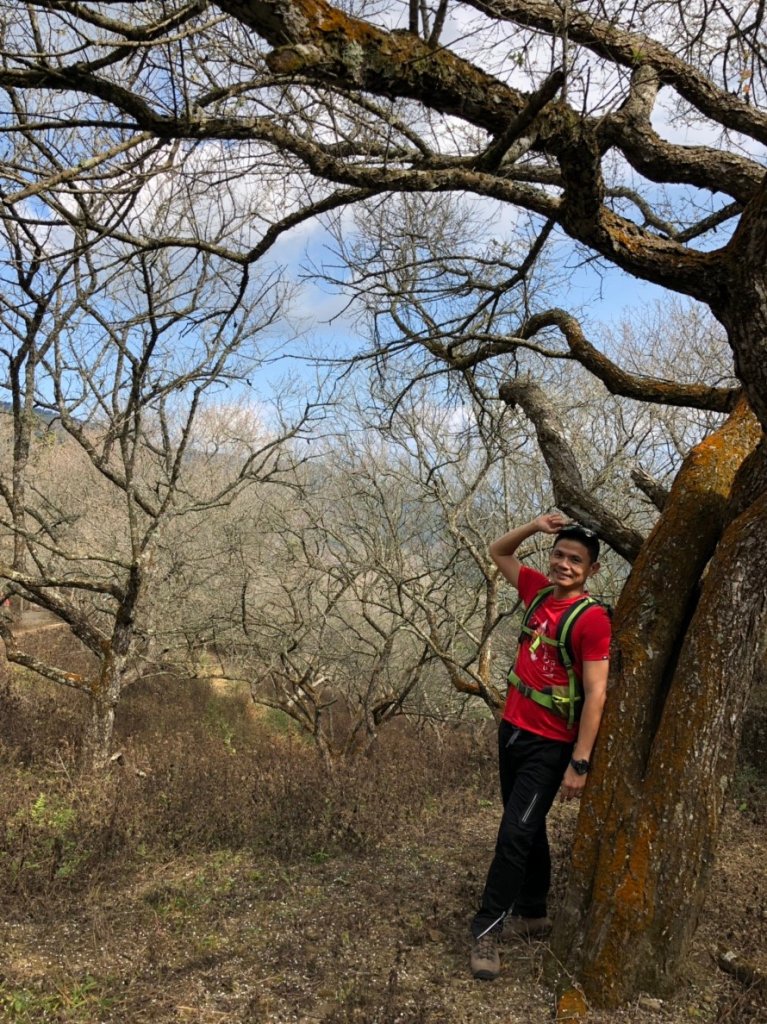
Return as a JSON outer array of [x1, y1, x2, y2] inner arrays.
[[470, 512, 611, 981]]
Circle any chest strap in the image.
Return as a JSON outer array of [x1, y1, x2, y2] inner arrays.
[[507, 669, 583, 726]]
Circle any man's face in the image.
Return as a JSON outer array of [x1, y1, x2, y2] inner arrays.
[[548, 538, 596, 593]]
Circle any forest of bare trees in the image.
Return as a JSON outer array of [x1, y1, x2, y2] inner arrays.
[[0, 0, 765, 1012]]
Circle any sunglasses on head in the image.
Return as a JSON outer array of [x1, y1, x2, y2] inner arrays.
[[558, 524, 597, 539]]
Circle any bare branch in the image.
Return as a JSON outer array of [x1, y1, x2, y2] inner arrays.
[[631, 465, 669, 511]]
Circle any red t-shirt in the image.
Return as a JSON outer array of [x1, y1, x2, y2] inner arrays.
[[502, 566, 611, 742]]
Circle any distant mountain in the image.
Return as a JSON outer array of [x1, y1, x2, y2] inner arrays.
[[0, 401, 64, 425]]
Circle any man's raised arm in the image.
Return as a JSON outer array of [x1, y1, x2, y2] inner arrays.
[[489, 513, 567, 589]]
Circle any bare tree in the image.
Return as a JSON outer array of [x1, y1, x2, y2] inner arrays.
[[190, 382, 535, 763], [0, 176, 311, 768], [2, 0, 766, 1002], [201, 477, 437, 769], [321, 392, 535, 713]]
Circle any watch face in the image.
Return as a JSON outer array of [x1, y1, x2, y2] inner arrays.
[[571, 758, 590, 775]]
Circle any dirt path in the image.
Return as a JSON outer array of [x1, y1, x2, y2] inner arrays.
[[7, 608, 64, 635]]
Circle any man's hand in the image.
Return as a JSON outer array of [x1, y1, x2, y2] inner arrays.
[[490, 512, 568, 588], [559, 764, 587, 801], [534, 512, 569, 535]]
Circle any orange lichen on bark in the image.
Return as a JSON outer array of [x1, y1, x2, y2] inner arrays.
[[693, 392, 753, 463], [556, 988, 589, 1021], [613, 819, 655, 916], [633, 488, 767, 940], [574, 815, 658, 1006], [551, 398, 762, 1008], [259, 0, 511, 109], [589, 819, 629, 902], [601, 208, 719, 272], [579, 823, 661, 1003]]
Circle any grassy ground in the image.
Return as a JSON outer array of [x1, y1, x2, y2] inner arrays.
[[0, 670, 765, 1024]]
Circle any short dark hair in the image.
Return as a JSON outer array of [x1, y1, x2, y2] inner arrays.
[[555, 524, 600, 563]]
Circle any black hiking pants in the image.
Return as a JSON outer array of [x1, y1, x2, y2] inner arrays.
[[471, 720, 573, 939]]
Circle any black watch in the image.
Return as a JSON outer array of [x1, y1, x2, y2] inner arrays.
[[570, 757, 590, 776]]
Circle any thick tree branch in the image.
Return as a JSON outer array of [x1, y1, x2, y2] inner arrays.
[[0, 622, 92, 693], [498, 377, 645, 561], [522, 310, 741, 413], [5, 3, 754, 300], [717, 175, 767, 430], [467, 0, 767, 146], [212, 0, 764, 202], [475, 69, 564, 172], [0, 562, 124, 601], [631, 466, 669, 511]]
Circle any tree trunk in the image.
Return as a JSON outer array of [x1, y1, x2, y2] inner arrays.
[[80, 581, 140, 769], [716, 176, 767, 433], [84, 690, 119, 771], [550, 400, 765, 1005]]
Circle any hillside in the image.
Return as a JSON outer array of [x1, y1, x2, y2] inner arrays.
[[0, 670, 764, 1024]]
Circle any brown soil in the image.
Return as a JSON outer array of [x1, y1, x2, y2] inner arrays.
[[1, 795, 764, 1024]]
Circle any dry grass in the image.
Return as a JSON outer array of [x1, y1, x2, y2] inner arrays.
[[0, 664, 764, 1023]]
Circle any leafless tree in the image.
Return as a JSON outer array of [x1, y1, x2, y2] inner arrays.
[[189, 382, 542, 763], [1, 0, 766, 1002], [0, 168, 312, 768], [197, 473, 437, 769]]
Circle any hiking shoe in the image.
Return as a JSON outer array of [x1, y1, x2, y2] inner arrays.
[[470, 933, 500, 980], [503, 915, 552, 940]]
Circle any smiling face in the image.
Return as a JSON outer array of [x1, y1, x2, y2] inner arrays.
[[548, 538, 599, 597]]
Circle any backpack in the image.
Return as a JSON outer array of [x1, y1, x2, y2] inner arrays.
[[507, 586, 609, 728]]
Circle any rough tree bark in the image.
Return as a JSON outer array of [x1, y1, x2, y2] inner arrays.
[[550, 400, 765, 1004]]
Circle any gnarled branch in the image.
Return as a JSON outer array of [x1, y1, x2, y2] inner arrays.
[[522, 309, 741, 413]]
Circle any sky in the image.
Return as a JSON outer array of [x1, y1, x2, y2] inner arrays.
[[260, 198, 720, 374], [5, 0, 764, 423], [244, 39, 764, 383]]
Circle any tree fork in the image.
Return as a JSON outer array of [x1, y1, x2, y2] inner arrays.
[[549, 399, 762, 1005]]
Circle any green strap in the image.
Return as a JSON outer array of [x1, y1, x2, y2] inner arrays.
[[554, 596, 597, 727], [555, 597, 598, 660], [507, 669, 554, 711], [507, 669, 583, 723], [519, 586, 555, 635], [519, 627, 559, 648], [515, 590, 598, 728]]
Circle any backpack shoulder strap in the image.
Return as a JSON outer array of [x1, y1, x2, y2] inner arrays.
[[519, 585, 555, 638], [555, 596, 604, 667]]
